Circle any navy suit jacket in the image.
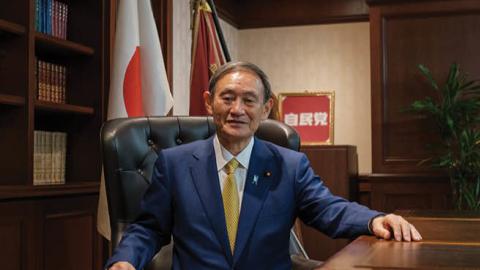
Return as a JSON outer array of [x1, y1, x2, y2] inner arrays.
[[107, 137, 381, 269]]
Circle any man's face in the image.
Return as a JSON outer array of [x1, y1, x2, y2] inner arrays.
[[203, 70, 273, 147]]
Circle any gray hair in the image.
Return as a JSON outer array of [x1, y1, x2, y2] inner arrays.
[[208, 61, 272, 103]]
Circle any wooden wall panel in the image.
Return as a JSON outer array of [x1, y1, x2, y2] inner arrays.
[[0, 195, 101, 270], [42, 196, 99, 270], [358, 174, 451, 213], [0, 220, 23, 270], [298, 145, 357, 261], [0, 201, 34, 270], [44, 213, 94, 270], [369, 0, 480, 173]]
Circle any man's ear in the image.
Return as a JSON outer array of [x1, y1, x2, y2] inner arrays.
[[203, 91, 213, 115], [262, 98, 274, 120]]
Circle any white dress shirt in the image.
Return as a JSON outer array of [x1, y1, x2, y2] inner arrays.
[[213, 135, 254, 212]]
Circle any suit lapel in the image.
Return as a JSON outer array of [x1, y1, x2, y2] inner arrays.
[[233, 138, 278, 263], [190, 138, 233, 263]]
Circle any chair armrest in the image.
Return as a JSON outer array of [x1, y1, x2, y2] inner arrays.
[[291, 255, 323, 270]]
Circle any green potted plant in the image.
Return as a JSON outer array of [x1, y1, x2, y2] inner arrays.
[[408, 63, 480, 210]]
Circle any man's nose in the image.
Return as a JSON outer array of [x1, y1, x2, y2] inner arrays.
[[230, 99, 245, 114]]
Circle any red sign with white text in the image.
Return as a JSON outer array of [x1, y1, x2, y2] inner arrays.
[[279, 93, 334, 145]]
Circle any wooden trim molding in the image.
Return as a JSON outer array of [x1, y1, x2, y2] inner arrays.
[[215, 0, 369, 29], [367, 0, 452, 5]]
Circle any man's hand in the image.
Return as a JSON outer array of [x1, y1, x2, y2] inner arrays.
[[371, 214, 422, 242], [109, 261, 135, 270]]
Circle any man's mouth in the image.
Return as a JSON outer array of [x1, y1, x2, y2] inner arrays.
[[226, 119, 247, 125]]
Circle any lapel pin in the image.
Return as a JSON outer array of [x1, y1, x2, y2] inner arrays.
[[252, 175, 259, 185], [264, 171, 272, 177]]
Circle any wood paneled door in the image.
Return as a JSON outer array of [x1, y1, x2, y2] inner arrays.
[[368, 0, 480, 173]]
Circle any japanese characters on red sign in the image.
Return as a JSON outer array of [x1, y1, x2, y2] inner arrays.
[[279, 93, 334, 145]]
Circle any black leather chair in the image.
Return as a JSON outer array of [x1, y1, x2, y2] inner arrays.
[[102, 116, 321, 270]]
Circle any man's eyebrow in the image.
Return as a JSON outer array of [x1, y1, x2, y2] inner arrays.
[[217, 88, 261, 99], [219, 88, 235, 94]]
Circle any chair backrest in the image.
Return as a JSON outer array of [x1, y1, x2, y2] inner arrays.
[[101, 116, 301, 268]]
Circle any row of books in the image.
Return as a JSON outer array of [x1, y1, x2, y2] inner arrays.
[[35, 0, 69, 39], [34, 131, 67, 186], [37, 59, 67, 103]]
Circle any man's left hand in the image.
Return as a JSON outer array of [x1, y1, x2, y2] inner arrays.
[[371, 214, 422, 242]]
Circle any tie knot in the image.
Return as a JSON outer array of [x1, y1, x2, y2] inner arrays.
[[225, 159, 239, 175]]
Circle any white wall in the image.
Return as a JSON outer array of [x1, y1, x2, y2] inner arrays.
[[172, 0, 191, 115], [172, 0, 372, 173], [238, 23, 372, 173], [219, 19, 239, 61]]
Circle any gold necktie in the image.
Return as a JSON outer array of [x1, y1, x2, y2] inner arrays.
[[223, 158, 240, 253]]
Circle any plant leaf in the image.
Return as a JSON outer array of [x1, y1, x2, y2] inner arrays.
[[447, 63, 459, 86], [418, 64, 439, 91], [410, 63, 480, 210]]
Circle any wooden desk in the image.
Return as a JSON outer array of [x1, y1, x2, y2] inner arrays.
[[318, 211, 480, 269]]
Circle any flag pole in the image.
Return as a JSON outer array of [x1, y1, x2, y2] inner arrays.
[[206, 0, 231, 62]]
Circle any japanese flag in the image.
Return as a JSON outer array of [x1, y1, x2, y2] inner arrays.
[[107, 0, 173, 119], [98, 0, 173, 239]]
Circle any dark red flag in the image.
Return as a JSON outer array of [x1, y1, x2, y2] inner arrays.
[[189, 0, 226, 115]]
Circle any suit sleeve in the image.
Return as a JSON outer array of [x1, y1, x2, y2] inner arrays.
[[105, 151, 173, 269], [294, 154, 382, 238]]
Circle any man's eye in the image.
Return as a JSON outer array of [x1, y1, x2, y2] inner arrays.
[[244, 97, 257, 104], [222, 96, 234, 102]]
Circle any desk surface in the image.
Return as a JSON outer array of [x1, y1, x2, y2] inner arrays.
[[318, 211, 480, 270]]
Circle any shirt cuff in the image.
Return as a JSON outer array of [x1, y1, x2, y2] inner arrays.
[[368, 213, 386, 234]]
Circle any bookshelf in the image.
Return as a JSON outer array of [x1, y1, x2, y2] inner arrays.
[[1, 0, 106, 187], [35, 100, 95, 115], [0, 0, 106, 188], [35, 32, 95, 56], [0, 93, 25, 106], [0, 19, 26, 35], [0, 0, 108, 268]]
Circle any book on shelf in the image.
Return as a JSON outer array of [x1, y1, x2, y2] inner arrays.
[[60, 65, 66, 102], [33, 130, 67, 185], [35, 0, 40, 32], [35, 0, 68, 39], [62, 2, 68, 39], [36, 59, 67, 103], [33, 131, 41, 184]]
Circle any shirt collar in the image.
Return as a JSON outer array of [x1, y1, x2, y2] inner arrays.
[[213, 135, 254, 171]]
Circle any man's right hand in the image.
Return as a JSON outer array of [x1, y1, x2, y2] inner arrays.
[[109, 261, 135, 270]]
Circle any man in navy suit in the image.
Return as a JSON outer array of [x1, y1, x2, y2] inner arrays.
[[108, 61, 422, 270]]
